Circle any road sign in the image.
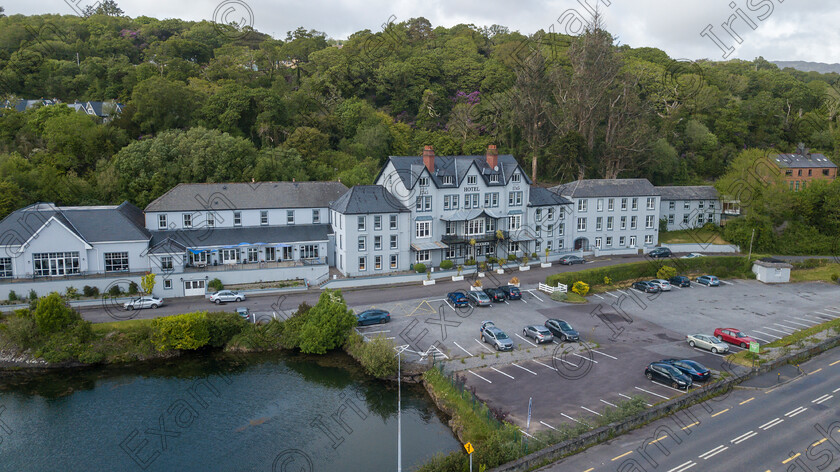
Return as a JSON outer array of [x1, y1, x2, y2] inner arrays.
[[749, 342, 759, 353], [526, 397, 532, 430], [464, 442, 474, 454]]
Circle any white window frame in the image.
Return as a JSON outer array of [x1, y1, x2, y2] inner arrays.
[[374, 215, 382, 231], [646, 215, 655, 229], [509, 214, 522, 231], [374, 235, 382, 250], [390, 235, 398, 250], [158, 214, 167, 229], [467, 175, 477, 185], [260, 211, 268, 226], [416, 221, 431, 238], [390, 215, 398, 230], [596, 199, 603, 211], [595, 237, 602, 249], [646, 197, 655, 210], [358, 216, 366, 231], [358, 237, 366, 251], [359, 257, 366, 271], [606, 216, 613, 231], [182, 213, 192, 228], [577, 217, 586, 231], [234, 211, 242, 227], [578, 199, 587, 212], [596, 217, 602, 231], [608, 198, 614, 211], [312, 210, 320, 224], [415, 250, 430, 263]]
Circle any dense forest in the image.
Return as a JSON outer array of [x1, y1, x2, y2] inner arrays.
[[1, 3, 839, 232]]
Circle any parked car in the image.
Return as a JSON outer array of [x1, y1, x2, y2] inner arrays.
[[686, 333, 729, 354], [645, 362, 693, 389], [523, 325, 554, 344], [696, 275, 720, 286], [558, 255, 586, 265], [209, 290, 246, 304], [714, 328, 756, 348], [483, 287, 506, 303], [447, 291, 469, 307], [498, 285, 522, 300], [632, 281, 660, 293], [236, 307, 251, 321], [123, 296, 164, 310], [648, 247, 673, 258], [660, 359, 711, 382], [467, 290, 492, 307], [681, 252, 705, 259], [480, 321, 513, 351], [669, 275, 691, 287], [357, 309, 391, 326], [649, 279, 672, 292], [544, 319, 580, 342]]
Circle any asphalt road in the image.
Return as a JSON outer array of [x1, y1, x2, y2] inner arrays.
[[538, 347, 840, 472]]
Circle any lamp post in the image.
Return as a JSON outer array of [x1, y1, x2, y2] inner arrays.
[[394, 345, 410, 472]]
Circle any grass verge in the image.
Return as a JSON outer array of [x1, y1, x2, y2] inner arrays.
[[659, 228, 730, 245], [728, 317, 840, 367]]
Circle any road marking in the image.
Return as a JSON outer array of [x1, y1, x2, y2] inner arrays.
[[810, 368, 823, 374], [554, 356, 579, 368], [754, 330, 780, 340], [444, 300, 456, 312], [785, 406, 807, 417], [539, 420, 557, 431], [474, 338, 494, 353], [533, 360, 557, 371], [581, 406, 603, 416], [618, 392, 653, 407], [696, 282, 708, 288], [694, 347, 727, 357], [813, 438, 828, 447], [813, 394, 833, 404], [583, 469, 594, 472], [490, 367, 514, 379], [592, 350, 618, 360], [520, 298, 528, 304], [467, 370, 492, 383], [699, 445, 728, 460], [764, 327, 792, 335], [362, 330, 390, 334], [731, 431, 757, 444], [617, 289, 629, 295], [572, 353, 598, 363], [759, 418, 783, 430], [783, 319, 811, 327], [651, 435, 668, 444], [830, 360, 840, 366], [681, 422, 699, 431], [516, 333, 538, 347], [711, 408, 729, 418], [600, 399, 618, 408], [824, 308, 840, 314], [453, 342, 473, 357], [561, 413, 584, 424], [611, 451, 633, 461], [748, 334, 771, 343], [783, 453, 801, 465], [720, 280, 733, 285], [525, 290, 544, 302], [635, 386, 670, 399], [520, 429, 537, 439], [793, 317, 818, 325], [607, 292, 620, 298], [815, 311, 839, 318], [512, 363, 538, 376], [672, 285, 681, 290], [739, 397, 755, 405], [594, 294, 605, 300], [668, 460, 696, 472], [834, 387, 840, 393], [774, 322, 799, 331], [655, 382, 688, 393]]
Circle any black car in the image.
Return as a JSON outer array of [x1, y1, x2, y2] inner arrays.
[[498, 285, 521, 300], [356, 309, 390, 326], [648, 247, 673, 258], [660, 359, 711, 382], [632, 281, 660, 293], [483, 287, 506, 303], [558, 255, 586, 265], [645, 362, 692, 390], [544, 318, 580, 342], [669, 275, 691, 287]]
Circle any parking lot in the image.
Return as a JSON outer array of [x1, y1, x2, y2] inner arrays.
[[349, 279, 840, 432]]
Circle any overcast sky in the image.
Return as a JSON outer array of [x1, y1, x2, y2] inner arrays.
[[5, 0, 840, 63]]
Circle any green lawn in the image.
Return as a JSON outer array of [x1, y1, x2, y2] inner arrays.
[[658, 228, 730, 245], [91, 318, 154, 334], [789, 263, 840, 283]]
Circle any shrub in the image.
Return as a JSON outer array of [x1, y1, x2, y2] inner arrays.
[[571, 281, 590, 296], [298, 290, 356, 354], [414, 263, 427, 274], [551, 291, 568, 302], [28, 289, 37, 301], [440, 260, 454, 270], [127, 282, 139, 295], [2, 310, 37, 349], [656, 265, 677, 280], [465, 258, 476, 266], [832, 273, 840, 283], [206, 311, 247, 348], [108, 285, 122, 297], [345, 333, 398, 378], [531, 252, 538, 259], [509, 276, 519, 285], [208, 278, 224, 292], [151, 312, 211, 351], [603, 276, 612, 285], [507, 254, 517, 261], [82, 286, 99, 297], [521, 256, 529, 265], [34, 293, 81, 335], [7, 290, 17, 302], [473, 279, 483, 288], [64, 286, 80, 300]]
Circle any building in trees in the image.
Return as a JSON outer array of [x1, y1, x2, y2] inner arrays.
[[770, 146, 837, 192]]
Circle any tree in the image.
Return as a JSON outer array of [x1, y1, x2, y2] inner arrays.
[[141, 273, 156, 295], [34, 292, 81, 335], [511, 50, 552, 182], [83, 0, 123, 16], [298, 290, 356, 354], [131, 77, 202, 134]]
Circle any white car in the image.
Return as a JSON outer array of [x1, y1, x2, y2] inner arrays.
[[686, 333, 729, 354], [209, 290, 246, 304], [681, 253, 705, 259], [124, 296, 164, 310], [649, 279, 671, 292]]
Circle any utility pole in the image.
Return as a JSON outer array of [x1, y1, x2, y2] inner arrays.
[[747, 228, 755, 261], [394, 345, 410, 472]]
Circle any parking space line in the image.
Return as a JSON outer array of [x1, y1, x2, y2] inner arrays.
[[600, 399, 618, 408], [607, 292, 619, 298], [753, 330, 780, 340], [694, 347, 727, 357], [525, 290, 544, 302], [453, 341, 473, 357], [520, 429, 537, 439], [793, 317, 818, 325], [774, 322, 800, 331], [815, 311, 839, 318], [561, 413, 584, 424], [696, 283, 708, 288], [474, 339, 494, 353], [654, 382, 688, 393], [592, 350, 618, 360], [554, 356, 579, 368], [672, 285, 681, 290], [747, 334, 771, 343], [619, 392, 653, 407], [467, 370, 492, 383], [572, 353, 598, 363], [581, 406, 603, 416], [361, 330, 390, 334], [520, 298, 528, 304], [491, 367, 515, 379], [783, 319, 811, 327], [511, 363, 538, 376], [824, 307, 840, 313], [720, 280, 734, 285], [635, 386, 670, 399], [764, 327, 792, 335], [617, 289, 629, 295], [444, 300, 455, 311], [594, 294, 605, 300], [539, 420, 557, 430], [516, 333, 538, 348], [533, 360, 557, 371]]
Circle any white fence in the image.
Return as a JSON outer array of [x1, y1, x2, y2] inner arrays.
[[538, 283, 568, 294]]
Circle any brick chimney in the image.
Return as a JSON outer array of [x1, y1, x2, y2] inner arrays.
[[486, 144, 499, 170], [422, 145, 435, 174]]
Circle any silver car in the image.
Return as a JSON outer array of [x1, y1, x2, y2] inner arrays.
[[649, 279, 671, 292], [123, 296, 164, 310], [523, 325, 554, 344], [209, 290, 246, 304], [686, 333, 729, 354]]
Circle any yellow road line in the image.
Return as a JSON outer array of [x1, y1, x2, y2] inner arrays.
[[611, 451, 633, 461], [740, 397, 755, 405], [711, 408, 730, 417], [651, 435, 669, 444], [783, 453, 801, 464], [583, 468, 594, 472], [810, 368, 823, 374], [813, 438, 828, 447], [681, 422, 699, 431], [830, 359, 840, 366]]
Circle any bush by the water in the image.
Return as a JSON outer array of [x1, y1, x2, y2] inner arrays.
[[345, 332, 398, 378], [151, 312, 211, 351]]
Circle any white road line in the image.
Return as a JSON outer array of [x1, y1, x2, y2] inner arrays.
[[833, 387, 840, 393], [539, 421, 557, 430], [467, 370, 492, 383], [783, 319, 811, 327], [444, 300, 456, 311], [617, 289, 629, 295], [427, 298, 446, 302], [592, 350, 618, 360], [533, 360, 557, 371], [696, 283, 708, 288], [775, 323, 800, 331], [554, 356, 579, 368], [785, 406, 807, 417], [759, 418, 783, 430], [793, 317, 818, 325], [491, 367, 515, 379], [720, 280, 734, 285], [594, 294, 605, 300], [824, 308, 840, 314], [581, 406, 603, 416], [619, 392, 653, 407], [572, 353, 598, 363], [813, 394, 833, 404], [672, 285, 682, 290], [655, 381, 688, 393], [753, 330, 780, 340], [561, 413, 584, 424], [520, 429, 537, 439], [516, 333, 538, 348], [731, 431, 757, 444], [635, 386, 670, 399], [694, 347, 727, 357], [512, 363, 538, 376], [600, 399, 618, 408], [474, 339, 495, 353], [361, 330, 390, 334], [804, 314, 830, 321], [816, 311, 839, 318], [746, 334, 771, 343], [607, 292, 620, 298], [453, 341, 473, 357], [525, 290, 544, 302], [699, 445, 728, 460], [764, 327, 792, 335], [520, 298, 528, 304], [668, 460, 696, 472]]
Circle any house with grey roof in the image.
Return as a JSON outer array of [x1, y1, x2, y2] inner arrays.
[[527, 187, 573, 259], [771, 146, 837, 191], [656, 186, 721, 231], [550, 179, 660, 255]]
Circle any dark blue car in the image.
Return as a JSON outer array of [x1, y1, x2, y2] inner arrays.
[[356, 309, 390, 326], [498, 285, 521, 300], [447, 292, 469, 307], [660, 359, 710, 382]]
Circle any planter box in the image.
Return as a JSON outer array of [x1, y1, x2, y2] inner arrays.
[[541, 263, 552, 268], [511, 283, 520, 288], [451, 275, 464, 282], [496, 269, 504, 274], [519, 266, 530, 271], [478, 272, 486, 278], [422, 279, 436, 286], [470, 286, 484, 292]]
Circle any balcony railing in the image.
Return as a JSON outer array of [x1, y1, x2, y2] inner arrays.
[[184, 258, 326, 272], [441, 230, 508, 245]]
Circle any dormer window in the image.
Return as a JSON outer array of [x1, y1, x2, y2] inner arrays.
[[442, 175, 454, 185], [511, 173, 521, 183], [419, 177, 429, 187], [467, 175, 477, 185], [489, 174, 499, 183]]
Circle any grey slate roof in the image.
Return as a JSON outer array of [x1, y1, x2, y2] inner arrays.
[[0, 202, 150, 247], [528, 187, 573, 207], [773, 153, 837, 169], [145, 181, 350, 212], [329, 186, 410, 214], [550, 179, 657, 198], [656, 186, 719, 201], [149, 224, 332, 248], [377, 154, 530, 190], [147, 238, 187, 255]]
